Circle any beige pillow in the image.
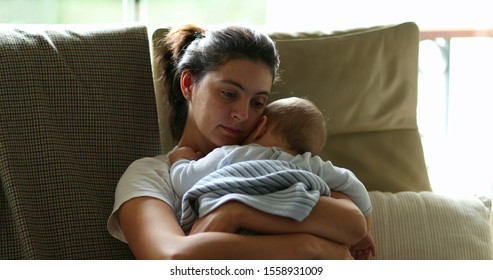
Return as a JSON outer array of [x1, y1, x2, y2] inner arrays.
[[270, 22, 431, 193], [369, 191, 493, 260]]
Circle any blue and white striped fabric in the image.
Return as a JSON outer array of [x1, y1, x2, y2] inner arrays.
[[180, 160, 331, 232]]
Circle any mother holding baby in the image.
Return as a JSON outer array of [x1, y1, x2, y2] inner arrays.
[[107, 24, 367, 259]]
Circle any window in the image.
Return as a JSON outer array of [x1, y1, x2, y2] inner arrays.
[[0, 0, 123, 24], [0, 0, 266, 26], [419, 36, 493, 197], [144, 0, 266, 27]]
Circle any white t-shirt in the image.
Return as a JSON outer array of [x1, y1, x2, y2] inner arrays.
[[107, 153, 179, 243]]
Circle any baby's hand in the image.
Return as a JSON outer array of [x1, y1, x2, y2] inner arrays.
[[169, 147, 203, 165], [350, 231, 376, 260]]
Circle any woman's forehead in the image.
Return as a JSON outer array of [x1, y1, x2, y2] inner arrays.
[[207, 59, 273, 93]]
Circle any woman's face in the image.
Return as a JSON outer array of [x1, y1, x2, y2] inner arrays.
[[184, 59, 273, 153]]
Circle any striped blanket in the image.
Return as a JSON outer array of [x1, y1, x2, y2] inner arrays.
[[180, 160, 331, 232]]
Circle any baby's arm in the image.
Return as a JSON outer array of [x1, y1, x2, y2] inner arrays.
[[169, 147, 202, 166], [169, 147, 225, 195], [292, 155, 372, 217]]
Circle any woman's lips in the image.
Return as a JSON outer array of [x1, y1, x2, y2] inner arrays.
[[221, 125, 242, 136]]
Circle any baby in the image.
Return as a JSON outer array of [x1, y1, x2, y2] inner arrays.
[[170, 96, 376, 259]]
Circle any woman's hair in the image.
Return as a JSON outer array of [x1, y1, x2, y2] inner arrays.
[[265, 97, 327, 154], [155, 24, 281, 141]]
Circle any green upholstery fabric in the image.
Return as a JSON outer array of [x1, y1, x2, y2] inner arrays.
[[0, 25, 160, 259], [153, 22, 431, 193]]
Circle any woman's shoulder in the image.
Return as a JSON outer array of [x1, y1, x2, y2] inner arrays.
[[108, 153, 181, 243], [127, 154, 170, 170], [116, 153, 178, 206]]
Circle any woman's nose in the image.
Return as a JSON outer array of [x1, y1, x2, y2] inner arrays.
[[231, 102, 249, 121]]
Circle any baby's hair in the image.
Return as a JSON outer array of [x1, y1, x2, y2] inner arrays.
[[265, 97, 327, 154]]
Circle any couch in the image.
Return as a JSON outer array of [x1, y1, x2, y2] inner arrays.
[[0, 22, 491, 260]]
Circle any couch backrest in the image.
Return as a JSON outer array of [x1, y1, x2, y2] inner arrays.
[[269, 22, 431, 192], [152, 22, 431, 193], [0, 25, 160, 259]]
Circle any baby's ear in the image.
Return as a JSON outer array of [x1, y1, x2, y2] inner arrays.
[[244, 116, 268, 144]]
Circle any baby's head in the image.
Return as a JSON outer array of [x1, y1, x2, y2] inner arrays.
[[263, 97, 327, 154]]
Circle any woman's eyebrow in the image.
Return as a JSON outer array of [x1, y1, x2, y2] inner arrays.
[[219, 79, 244, 90], [219, 79, 270, 96]]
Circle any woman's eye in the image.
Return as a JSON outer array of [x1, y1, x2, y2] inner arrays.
[[251, 99, 266, 109], [222, 90, 236, 98]]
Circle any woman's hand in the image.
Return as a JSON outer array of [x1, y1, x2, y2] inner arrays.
[[350, 231, 376, 260]]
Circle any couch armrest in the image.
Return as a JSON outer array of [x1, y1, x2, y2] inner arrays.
[[370, 191, 493, 259], [0, 25, 160, 259]]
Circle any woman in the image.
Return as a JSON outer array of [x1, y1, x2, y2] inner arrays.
[[107, 24, 367, 259]]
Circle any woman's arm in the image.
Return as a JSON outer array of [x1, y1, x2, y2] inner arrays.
[[191, 192, 367, 247], [117, 196, 353, 259]]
